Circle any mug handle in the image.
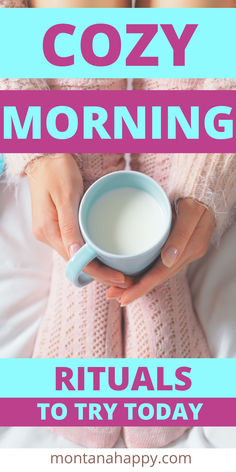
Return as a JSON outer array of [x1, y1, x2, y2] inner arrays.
[[66, 243, 97, 287]]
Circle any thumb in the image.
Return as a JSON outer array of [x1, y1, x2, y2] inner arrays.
[[57, 198, 84, 260], [161, 198, 204, 268]]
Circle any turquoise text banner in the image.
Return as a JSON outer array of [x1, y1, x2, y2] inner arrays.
[[0, 8, 235, 78], [0, 359, 235, 398]]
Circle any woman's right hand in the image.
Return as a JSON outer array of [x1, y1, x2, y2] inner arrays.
[[27, 154, 131, 288]]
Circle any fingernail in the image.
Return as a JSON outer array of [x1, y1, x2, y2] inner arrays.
[[69, 243, 81, 258], [120, 297, 128, 307], [162, 246, 178, 267], [119, 298, 127, 306]]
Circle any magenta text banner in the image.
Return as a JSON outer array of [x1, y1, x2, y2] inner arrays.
[[0, 90, 235, 153], [0, 398, 236, 427]]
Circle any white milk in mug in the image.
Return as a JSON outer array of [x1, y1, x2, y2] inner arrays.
[[87, 187, 166, 256]]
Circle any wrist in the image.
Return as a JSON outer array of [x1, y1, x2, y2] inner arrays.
[[175, 197, 216, 225], [25, 153, 73, 177]]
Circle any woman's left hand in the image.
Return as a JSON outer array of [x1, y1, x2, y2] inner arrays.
[[106, 198, 216, 306]]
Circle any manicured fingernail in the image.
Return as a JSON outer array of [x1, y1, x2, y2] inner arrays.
[[162, 246, 178, 267], [69, 243, 81, 258], [119, 297, 128, 306]]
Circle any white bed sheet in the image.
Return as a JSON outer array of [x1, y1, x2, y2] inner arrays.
[[0, 178, 236, 449]]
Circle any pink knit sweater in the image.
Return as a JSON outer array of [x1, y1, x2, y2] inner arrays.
[[1, 0, 236, 242]]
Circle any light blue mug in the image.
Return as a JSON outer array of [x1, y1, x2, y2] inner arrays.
[[66, 171, 172, 287]]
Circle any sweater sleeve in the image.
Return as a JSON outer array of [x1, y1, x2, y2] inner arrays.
[[0, 78, 53, 178], [0, 1, 63, 178], [167, 78, 236, 243], [168, 153, 236, 243]]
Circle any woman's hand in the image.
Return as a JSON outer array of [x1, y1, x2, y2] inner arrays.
[[106, 198, 216, 305], [28, 154, 131, 287]]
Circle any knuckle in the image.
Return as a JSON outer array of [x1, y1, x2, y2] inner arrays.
[[59, 192, 73, 207], [60, 220, 75, 237], [61, 187, 78, 205], [56, 189, 72, 206], [55, 192, 64, 206], [65, 190, 76, 203]]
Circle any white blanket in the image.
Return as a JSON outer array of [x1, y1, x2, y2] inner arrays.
[[0, 178, 236, 448]]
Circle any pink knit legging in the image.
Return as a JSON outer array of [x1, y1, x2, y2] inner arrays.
[[33, 151, 210, 448]]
